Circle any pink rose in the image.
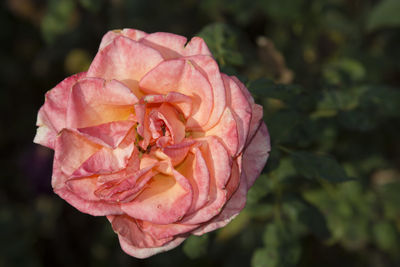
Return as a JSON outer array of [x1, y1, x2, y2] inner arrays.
[[34, 28, 270, 258]]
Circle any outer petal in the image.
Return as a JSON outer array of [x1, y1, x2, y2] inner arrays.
[[109, 215, 173, 248], [52, 160, 122, 216], [66, 78, 137, 128], [193, 162, 247, 236], [139, 221, 198, 240], [121, 170, 193, 224], [118, 232, 187, 259], [34, 72, 86, 148], [139, 59, 213, 129], [246, 104, 264, 145], [183, 37, 212, 57], [222, 74, 252, 155], [88, 36, 164, 94], [242, 123, 270, 188], [34, 109, 57, 148], [53, 129, 101, 183], [98, 29, 148, 50], [140, 32, 187, 59]]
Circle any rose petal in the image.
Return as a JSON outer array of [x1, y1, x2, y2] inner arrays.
[[121, 170, 192, 224], [34, 109, 57, 149], [161, 139, 196, 165], [246, 104, 264, 146], [183, 37, 212, 57], [186, 55, 226, 130], [88, 35, 164, 94], [176, 146, 210, 214], [193, 160, 247, 236], [34, 72, 86, 148], [66, 78, 136, 128], [78, 120, 135, 149], [157, 103, 185, 144], [139, 59, 213, 129], [140, 32, 187, 59], [70, 142, 134, 178], [52, 161, 122, 215], [243, 123, 270, 188], [204, 108, 239, 156], [94, 166, 156, 203], [42, 72, 86, 132], [108, 215, 173, 248], [98, 29, 148, 50], [180, 137, 231, 224], [117, 229, 187, 259], [143, 92, 192, 120], [222, 74, 252, 155], [53, 129, 101, 182], [139, 220, 198, 240]]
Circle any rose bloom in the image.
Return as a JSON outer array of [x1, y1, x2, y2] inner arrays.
[[34, 29, 270, 258]]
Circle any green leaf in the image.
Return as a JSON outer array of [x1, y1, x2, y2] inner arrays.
[[291, 151, 351, 183], [248, 78, 302, 100], [367, 0, 400, 31], [79, 0, 104, 13], [252, 248, 279, 267], [322, 58, 366, 85], [372, 221, 400, 253], [255, 223, 302, 267], [41, 0, 77, 43], [182, 234, 209, 259], [247, 174, 271, 205], [197, 23, 243, 67]]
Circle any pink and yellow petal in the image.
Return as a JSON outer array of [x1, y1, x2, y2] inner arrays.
[[121, 170, 192, 224], [88, 36, 163, 93]]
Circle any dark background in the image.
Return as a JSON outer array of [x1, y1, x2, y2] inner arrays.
[[1, 0, 400, 266]]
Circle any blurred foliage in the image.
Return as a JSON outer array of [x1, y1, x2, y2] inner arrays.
[[1, 0, 400, 266]]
